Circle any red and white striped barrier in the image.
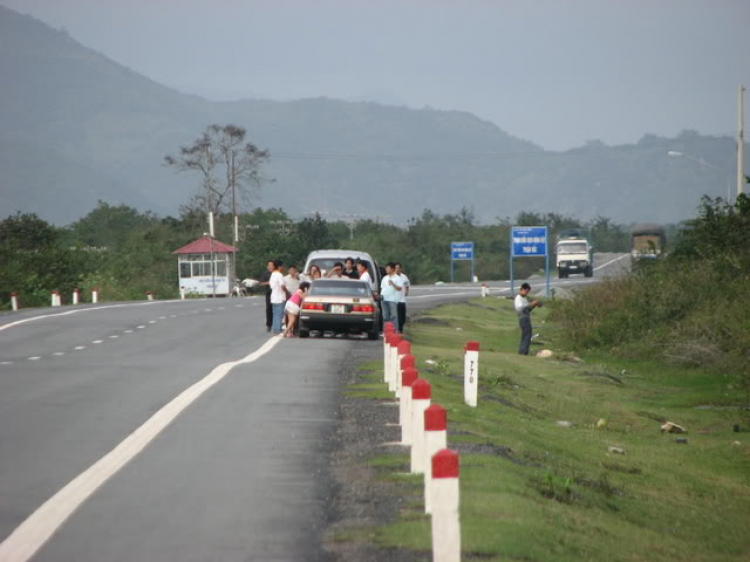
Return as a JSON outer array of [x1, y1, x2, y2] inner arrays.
[[400, 366, 419, 445], [92, 288, 99, 304], [51, 290, 61, 307], [410, 379, 432, 474], [423, 404, 448, 514], [72, 288, 80, 305], [463, 341, 480, 408], [146, 290, 154, 301], [10, 292, 19, 312], [431, 449, 461, 562]]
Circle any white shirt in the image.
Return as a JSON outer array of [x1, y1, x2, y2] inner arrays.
[[395, 273, 410, 303], [514, 294, 530, 317], [284, 274, 300, 294], [359, 270, 375, 292], [270, 271, 286, 304], [380, 274, 402, 302]]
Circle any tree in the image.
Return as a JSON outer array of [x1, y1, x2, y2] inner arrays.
[[165, 124, 270, 221]]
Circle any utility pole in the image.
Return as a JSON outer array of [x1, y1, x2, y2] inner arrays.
[[206, 144, 215, 237], [738, 84, 746, 198]]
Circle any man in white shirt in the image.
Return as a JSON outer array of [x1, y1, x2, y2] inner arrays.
[[395, 262, 410, 333], [269, 260, 288, 335], [380, 262, 403, 332], [514, 283, 542, 355]]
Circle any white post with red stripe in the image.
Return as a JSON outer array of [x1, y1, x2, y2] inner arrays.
[[423, 404, 448, 514], [431, 449, 461, 562], [400, 367, 418, 444], [51, 290, 60, 307], [92, 288, 99, 304], [481, 283, 488, 298], [72, 288, 80, 305], [396, 340, 411, 395], [146, 290, 154, 301], [180, 287, 186, 300], [383, 323, 395, 384], [463, 341, 480, 408], [10, 292, 19, 312], [388, 335, 401, 393], [410, 379, 431, 474]]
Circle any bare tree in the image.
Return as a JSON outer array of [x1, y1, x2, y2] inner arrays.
[[165, 124, 270, 223]]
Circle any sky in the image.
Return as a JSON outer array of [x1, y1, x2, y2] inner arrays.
[[2, 0, 749, 150]]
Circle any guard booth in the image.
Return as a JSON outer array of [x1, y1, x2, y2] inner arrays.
[[172, 235, 237, 296]]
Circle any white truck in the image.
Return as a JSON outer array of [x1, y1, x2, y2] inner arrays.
[[556, 235, 594, 278]]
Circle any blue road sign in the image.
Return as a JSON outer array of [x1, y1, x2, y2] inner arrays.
[[511, 227, 547, 257], [451, 241, 474, 260]]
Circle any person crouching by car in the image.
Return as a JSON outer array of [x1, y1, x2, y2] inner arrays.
[[380, 262, 403, 332], [284, 281, 310, 337]]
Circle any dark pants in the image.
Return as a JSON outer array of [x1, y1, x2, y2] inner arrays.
[[265, 292, 272, 330], [397, 302, 407, 333], [518, 316, 532, 355]]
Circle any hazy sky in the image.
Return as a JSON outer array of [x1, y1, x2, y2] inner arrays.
[[3, 0, 749, 150]]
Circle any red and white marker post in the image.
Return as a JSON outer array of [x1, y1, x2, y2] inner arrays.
[[10, 292, 19, 312], [51, 290, 60, 307], [396, 340, 411, 395], [388, 334, 401, 393], [423, 404, 448, 514], [383, 324, 395, 384], [72, 288, 80, 305], [481, 283, 489, 298], [180, 287, 186, 300], [399, 365, 418, 444], [146, 290, 154, 301], [463, 341, 480, 408], [410, 379, 432, 474], [431, 449, 461, 562], [92, 288, 99, 304]]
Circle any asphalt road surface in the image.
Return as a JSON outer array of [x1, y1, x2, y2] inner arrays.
[[0, 253, 628, 561]]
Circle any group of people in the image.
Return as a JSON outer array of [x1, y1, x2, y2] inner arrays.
[[257, 257, 411, 337]]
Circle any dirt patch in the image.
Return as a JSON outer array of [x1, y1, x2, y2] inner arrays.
[[322, 342, 430, 562]]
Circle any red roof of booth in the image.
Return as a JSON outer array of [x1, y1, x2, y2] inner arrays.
[[172, 236, 237, 255]]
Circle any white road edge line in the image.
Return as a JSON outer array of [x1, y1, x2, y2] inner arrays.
[[594, 253, 630, 271], [0, 336, 283, 562]]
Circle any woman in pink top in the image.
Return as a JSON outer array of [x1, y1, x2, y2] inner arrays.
[[284, 281, 310, 337]]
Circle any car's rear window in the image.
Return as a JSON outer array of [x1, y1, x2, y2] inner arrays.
[[308, 258, 373, 277], [309, 280, 372, 297]]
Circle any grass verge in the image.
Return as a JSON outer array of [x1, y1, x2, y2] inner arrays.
[[368, 297, 750, 561]]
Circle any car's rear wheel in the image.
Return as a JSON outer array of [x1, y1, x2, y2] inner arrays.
[[367, 328, 379, 340]]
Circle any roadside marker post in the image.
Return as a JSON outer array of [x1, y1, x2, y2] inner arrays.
[[92, 288, 99, 304], [463, 341, 480, 408], [383, 323, 395, 383], [51, 290, 60, 307], [481, 284, 488, 298], [146, 290, 154, 301], [423, 404, 448, 514], [388, 335, 401, 393], [10, 293, 18, 312], [396, 341, 411, 394], [399, 367, 419, 443], [398, 354, 416, 398], [72, 288, 80, 305], [431, 449, 461, 562], [410, 379, 432, 474]]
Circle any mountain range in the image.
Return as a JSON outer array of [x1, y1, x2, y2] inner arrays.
[[0, 5, 743, 226]]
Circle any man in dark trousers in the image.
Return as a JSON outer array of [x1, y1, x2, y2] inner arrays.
[[258, 260, 275, 332], [514, 283, 542, 355]]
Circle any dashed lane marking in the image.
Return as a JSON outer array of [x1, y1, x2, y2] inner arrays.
[[148, 320, 157, 324], [53, 352, 65, 356], [136, 325, 146, 329], [92, 340, 103, 344], [108, 335, 119, 339], [27, 357, 41, 361], [73, 346, 85, 351], [123, 330, 133, 334]]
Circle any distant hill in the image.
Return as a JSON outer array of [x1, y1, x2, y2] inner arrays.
[[0, 5, 743, 225]]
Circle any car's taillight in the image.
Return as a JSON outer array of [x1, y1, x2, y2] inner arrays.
[[302, 302, 325, 310], [352, 305, 375, 313]]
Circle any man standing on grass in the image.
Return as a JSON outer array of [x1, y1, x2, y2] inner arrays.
[[515, 282, 542, 355], [380, 262, 403, 331]]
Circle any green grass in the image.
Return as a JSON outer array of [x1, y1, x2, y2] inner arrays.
[[366, 297, 750, 561]]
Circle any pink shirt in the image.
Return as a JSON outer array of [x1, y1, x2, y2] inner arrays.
[[289, 291, 303, 306]]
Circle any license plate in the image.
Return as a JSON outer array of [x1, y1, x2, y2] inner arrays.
[[331, 304, 345, 314]]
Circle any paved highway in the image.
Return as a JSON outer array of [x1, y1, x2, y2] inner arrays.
[[0, 253, 628, 561]]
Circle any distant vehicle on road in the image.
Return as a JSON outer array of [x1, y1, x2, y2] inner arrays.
[[630, 224, 666, 260], [298, 279, 380, 339], [556, 230, 594, 278]]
